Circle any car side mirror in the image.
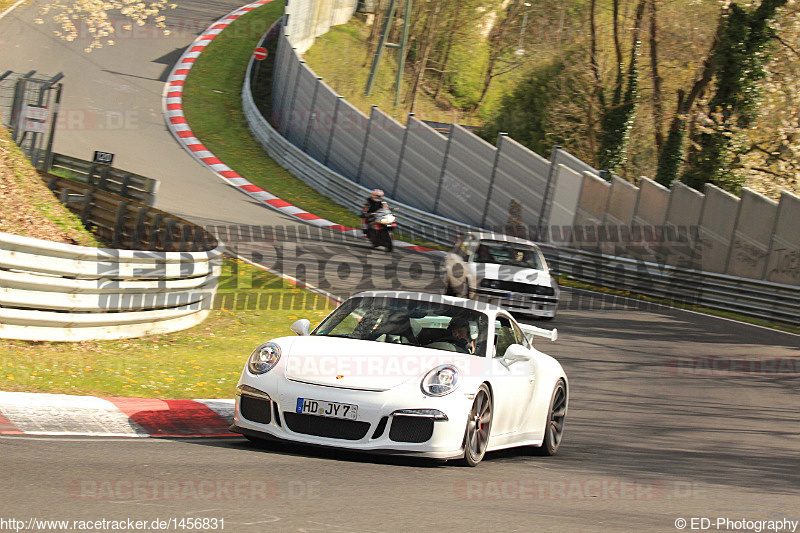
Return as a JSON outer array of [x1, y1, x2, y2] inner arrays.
[[290, 319, 311, 336], [503, 344, 532, 366]]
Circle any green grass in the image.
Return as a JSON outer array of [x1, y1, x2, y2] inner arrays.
[[181, 1, 363, 230], [181, 1, 445, 250], [303, 20, 463, 124], [0, 257, 337, 398]]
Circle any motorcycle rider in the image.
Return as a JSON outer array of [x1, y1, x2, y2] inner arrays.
[[362, 189, 388, 239], [362, 189, 388, 222], [361, 189, 396, 251]]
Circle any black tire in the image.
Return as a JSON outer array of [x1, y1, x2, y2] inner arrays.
[[444, 281, 456, 296], [460, 384, 493, 466], [381, 229, 393, 252], [533, 379, 567, 456]]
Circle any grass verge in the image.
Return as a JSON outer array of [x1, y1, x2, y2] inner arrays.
[[182, 1, 364, 230], [0, 257, 336, 398], [180, 1, 444, 250], [0, 124, 100, 246]]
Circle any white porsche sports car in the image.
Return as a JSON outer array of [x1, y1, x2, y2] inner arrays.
[[232, 291, 568, 466]]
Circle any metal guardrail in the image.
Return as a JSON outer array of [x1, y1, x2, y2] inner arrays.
[[241, 34, 800, 329], [539, 246, 799, 327], [0, 175, 222, 342], [42, 173, 211, 252], [49, 153, 159, 206], [0, 231, 223, 342]]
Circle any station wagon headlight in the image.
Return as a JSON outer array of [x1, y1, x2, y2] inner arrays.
[[248, 342, 281, 375], [421, 365, 461, 396]]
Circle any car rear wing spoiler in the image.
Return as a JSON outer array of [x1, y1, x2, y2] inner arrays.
[[518, 323, 558, 342]]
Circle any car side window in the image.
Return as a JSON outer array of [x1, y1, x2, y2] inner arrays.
[[494, 316, 522, 357]]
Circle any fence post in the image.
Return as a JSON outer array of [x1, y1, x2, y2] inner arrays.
[[282, 59, 305, 137], [42, 82, 62, 171], [355, 105, 377, 184], [303, 77, 323, 151], [432, 123, 455, 215], [324, 96, 343, 166], [391, 112, 414, 198], [538, 145, 561, 231], [113, 202, 129, 248], [276, 45, 298, 133], [481, 132, 506, 228]]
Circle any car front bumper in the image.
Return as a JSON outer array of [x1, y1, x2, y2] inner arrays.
[[474, 288, 558, 317], [233, 375, 474, 460]]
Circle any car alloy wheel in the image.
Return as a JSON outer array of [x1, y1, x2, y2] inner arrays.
[[462, 384, 493, 466], [535, 379, 566, 456]]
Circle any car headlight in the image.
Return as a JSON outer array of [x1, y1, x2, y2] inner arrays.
[[248, 342, 281, 375], [421, 364, 461, 396]]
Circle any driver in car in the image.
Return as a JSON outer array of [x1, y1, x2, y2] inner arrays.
[[448, 316, 475, 354]]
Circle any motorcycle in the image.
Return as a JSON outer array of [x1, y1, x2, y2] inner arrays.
[[364, 206, 396, 252]]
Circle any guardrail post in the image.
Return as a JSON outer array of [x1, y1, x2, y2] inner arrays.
[[87, 164, 97, 187], [98, 167, 110, 191], [81, 189, 94, 228], [150, 213, 165, 251], [120, 174, 131, 198], [113, 202, 129, 248], [133, 207, 149, 250], [164, 218, 177, 252]]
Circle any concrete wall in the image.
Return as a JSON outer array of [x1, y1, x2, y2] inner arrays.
[[267, 1, 800, 286], [698, 184, 739, 274], [765, 191, 800, 285], [726, 188, 778, 279], [573, 172, 611, 251]]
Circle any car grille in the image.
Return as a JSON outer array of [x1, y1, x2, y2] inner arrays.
[[283, 412, 370, 441], [389, 416, 434, 443], [480, 279, 555, 295], [240, 395, 272, 425]]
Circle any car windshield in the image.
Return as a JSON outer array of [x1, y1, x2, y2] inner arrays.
[[473, 241, 542, 269], [313, 296, 489, 357]]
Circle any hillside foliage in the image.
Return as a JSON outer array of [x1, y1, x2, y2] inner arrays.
[[346, 0, 800, 199]]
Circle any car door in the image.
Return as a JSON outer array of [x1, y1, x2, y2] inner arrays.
[[487, 314, 538, 437]]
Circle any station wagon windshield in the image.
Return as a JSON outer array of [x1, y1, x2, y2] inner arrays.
[[473, 241, 542, 270], [314, 296, 489, 357]]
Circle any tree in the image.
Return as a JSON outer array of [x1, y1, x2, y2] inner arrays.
[[595, 0, 647, 173], [654, 0, 788, 192]]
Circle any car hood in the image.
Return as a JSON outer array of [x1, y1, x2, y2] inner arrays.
[[281, 336, 468, 392], [472, 264, 553, 286]]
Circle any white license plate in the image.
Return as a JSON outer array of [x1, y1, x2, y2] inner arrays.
[[296, 398, 358, 420]]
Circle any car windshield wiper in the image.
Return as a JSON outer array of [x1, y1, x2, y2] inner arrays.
[[323, 333, 362, 339]]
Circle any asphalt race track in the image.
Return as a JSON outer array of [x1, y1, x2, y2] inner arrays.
[[2, 2, 800, 532]]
